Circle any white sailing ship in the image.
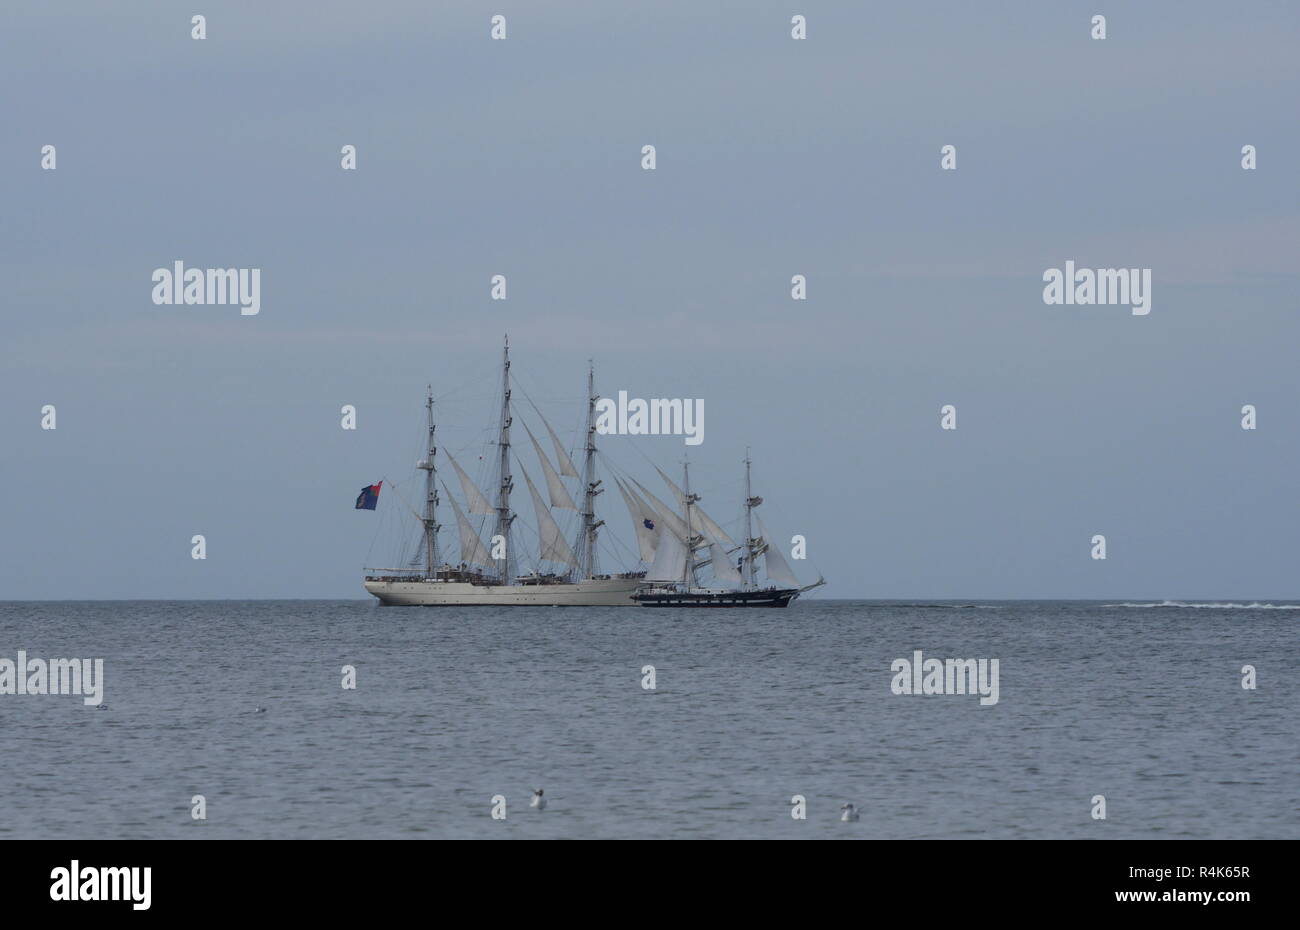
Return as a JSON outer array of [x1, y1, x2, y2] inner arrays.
[[362, 338, 823, 607], [364, 338, 643, 606]]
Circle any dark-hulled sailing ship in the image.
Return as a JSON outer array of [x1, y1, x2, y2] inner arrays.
[[631, 457, 825, 607]]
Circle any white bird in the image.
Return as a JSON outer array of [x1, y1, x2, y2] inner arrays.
[[530, 789, 546, 811], [841, 803, 860, 822]]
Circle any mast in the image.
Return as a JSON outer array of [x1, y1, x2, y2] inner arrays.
[[742, 450, 760, 588], [417, 386, 440, 576], [682, 460, 699, 588], [494, 336, 515, 582], [577, 361, 604, 579]]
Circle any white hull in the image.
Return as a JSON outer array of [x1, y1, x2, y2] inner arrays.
[[364, 576, 640, 606]]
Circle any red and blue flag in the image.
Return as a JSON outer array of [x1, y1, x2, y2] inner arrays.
[[355, 481, 382, 510]]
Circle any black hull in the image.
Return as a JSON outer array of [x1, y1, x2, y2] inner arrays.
[[633, 588, 799, 608]]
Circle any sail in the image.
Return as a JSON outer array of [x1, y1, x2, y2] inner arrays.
[[757, 515, 800, 587], [703, 528, 743, 586], [630, 478, 690, 543], [519, 463, 579, 568], [531, 403, 580, 478], [442, 481, 493, 567], [655, 465, 687, 509], [445, 450, 494, 515], [522, 422, 576, 510], [694, 505, 735, 549], [408, 535, 426, 568], [624, 479, 658, 528], [655, 465, 735, 547], [615, 477, 658, 563], [644, 518, 689, 581], [627, 480, 663, 561]]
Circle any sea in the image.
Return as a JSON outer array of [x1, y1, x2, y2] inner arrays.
[[0, 599, 1295, 839]]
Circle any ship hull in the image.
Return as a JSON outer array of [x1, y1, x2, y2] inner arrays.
[[364, 577, 641, 606], [633, 588, 800, 608]]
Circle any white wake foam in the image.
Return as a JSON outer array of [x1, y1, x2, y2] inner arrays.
[[1104, 600, 1300, 610]]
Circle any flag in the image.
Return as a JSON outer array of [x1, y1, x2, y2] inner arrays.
[[355, 481, 382, 510]]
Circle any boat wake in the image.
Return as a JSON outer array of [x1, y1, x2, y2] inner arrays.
[[1104, 600, 1300, 610], [895, 604, 1004, 609]]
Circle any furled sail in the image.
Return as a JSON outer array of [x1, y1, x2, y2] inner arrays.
[[522, 422, 577, 510], [615, 477, 659, 563], [530, 403, 580, 478], [654, 465, 735, 547], [441, 480, 492, 567], [445, 450, 494, 515], [644, 517, 689, 581], [519, 463, 578, 567], [756, 515, 800, 587]]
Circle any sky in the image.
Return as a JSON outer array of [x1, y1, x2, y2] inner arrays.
[[2, 1, 1298, 599]]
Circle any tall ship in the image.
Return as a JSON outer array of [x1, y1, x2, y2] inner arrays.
[[363, 338, 644, 606], [631, 458, 825, 608], [362, 338, 824, 607]]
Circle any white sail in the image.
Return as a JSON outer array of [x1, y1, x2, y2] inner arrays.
[[442, 481, 493, 567], [690, 503, 734, 549], [522, 422, 577, 510], [644, 517, 688, 581], [655, 465, 687, 508], [531, 403, 580, 478], [703, 528, 743, 586], [655, 465, 735, 547], [519, 463, 579, 568], [445, 450, 494, 515], [630, 478, 691, 543], [757, 515, 800, 587], [624, 479, 658, 530], [615, 477, 658, 563], [626, 480, 663, 561]]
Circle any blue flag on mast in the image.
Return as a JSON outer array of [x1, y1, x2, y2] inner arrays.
[[355, 481, 382, 510]]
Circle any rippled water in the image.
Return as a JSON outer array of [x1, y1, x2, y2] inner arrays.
[[0, 599, 1295, 839]]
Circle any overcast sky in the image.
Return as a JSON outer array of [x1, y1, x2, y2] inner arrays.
[[2, 1, 1298, 599]]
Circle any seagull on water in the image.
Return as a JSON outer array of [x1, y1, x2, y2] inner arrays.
[[841, 803, 860, 822], [530, 789, 546, 811]]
